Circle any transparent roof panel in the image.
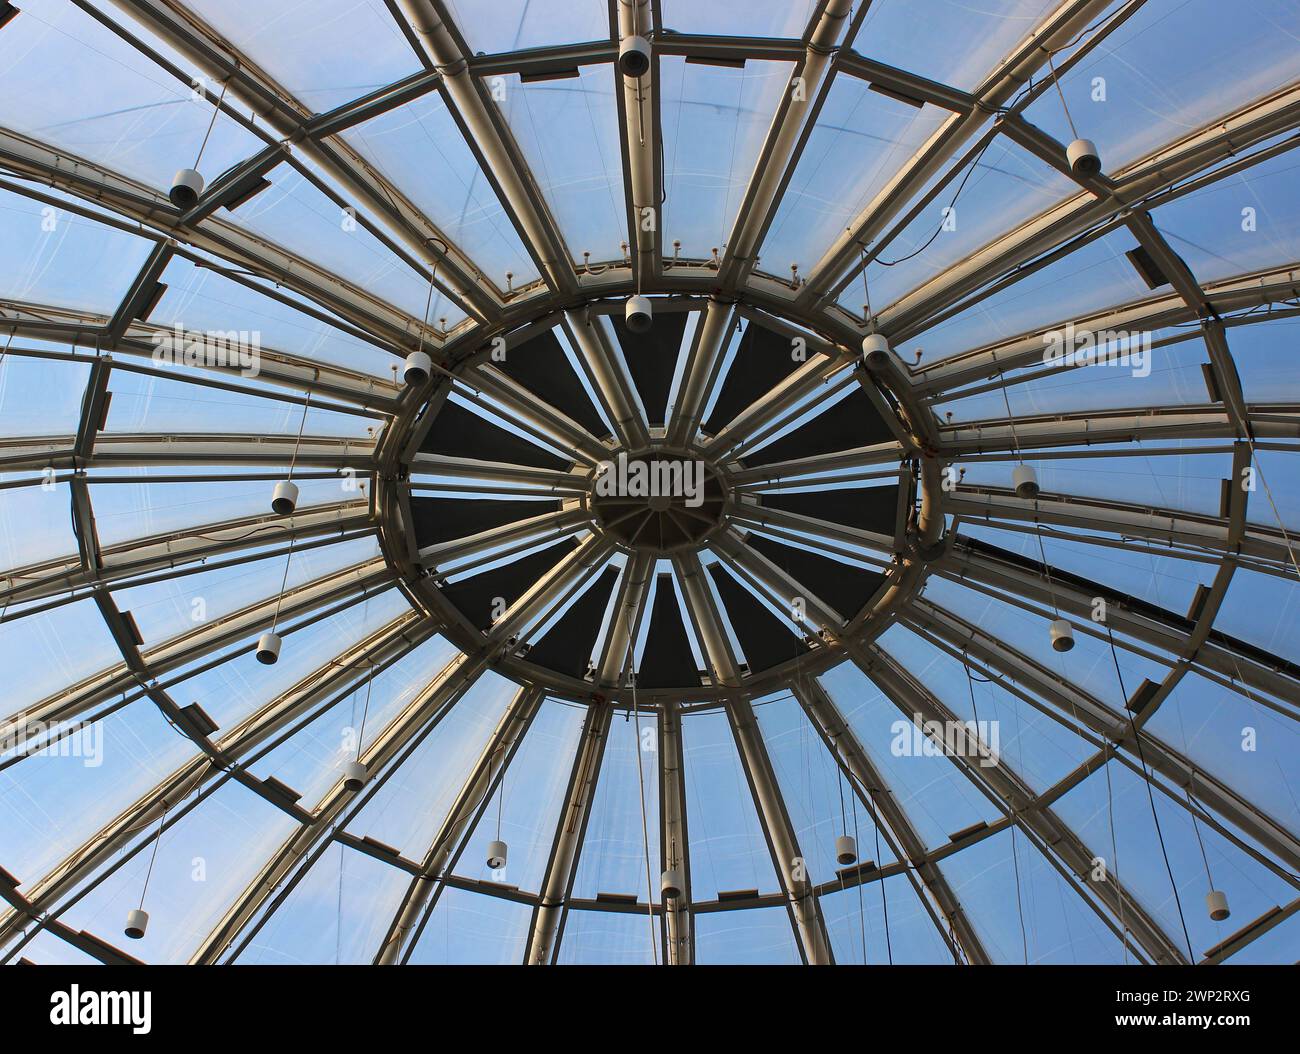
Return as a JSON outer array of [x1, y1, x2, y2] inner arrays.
[[659, 0, 817, 38], [445, 0, 609, 55], [176, 0, 420, 113], [496, 66, 625, 263], [660, 58, 794, 259]]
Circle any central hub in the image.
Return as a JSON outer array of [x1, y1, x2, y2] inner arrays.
[[588, 450, 728, 552]]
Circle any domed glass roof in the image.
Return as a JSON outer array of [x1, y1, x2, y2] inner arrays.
[[1, 0, 1298, 966]]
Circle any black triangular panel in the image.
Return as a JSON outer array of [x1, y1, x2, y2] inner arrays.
[[524, 565, 619, 677], [440, 538, 578, 631], [758, 485, 899, 537], [744, 533, 885, 623], [703, 320, 800, 437], [742, 384, 893, 467], [410, 496, 561, 547], [497, 329, 610, 439], [419, 398, 570, 469], [610, 310, 688, 426], [706, 563, 809, 673], [636, 573, 700, 688]]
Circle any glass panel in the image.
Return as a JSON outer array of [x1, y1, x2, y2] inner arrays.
[[91, 475, 356, 547], [102, 370, 378, 438], [179, 0, 420, 113], [497, 65, 624, 263], [940, 826, 1126, 963], [860, 0, 1060, 91], [113, 535, 382, 646], [227, 162, 440, 323], [659, 0, 817, 38], [958, 448, 1233, 517], [555, 907, 661, 964], [849, 137, 1077, 316], [1146, 669, 1300, 837], [570, 708, 661, 900], [1022, 0, 1300, 171], [235, 844, 411, 964], [660, 58, 794, 257], [933, 332, 1210, 420], [1245, 447, 1300, 532], [680, 706, 779, 898], [1216, 566, 1299, 659], [1153, 147, 1300, 285], [150, 256, 397, 378], [900, 228, 1153, 362], [456, 698, 586, 893], [753, 690, 899, 887], [407, 885, 532, 965], [445, 0, 609, 55], [0, 187, 156, 313], [0, 597, 123, 718], [877, 622, 1093, 793], [0, 356, 91, 438], [1230, 316, 1300, 404], [956, 521, 1217, 615], [161, 588, 423, 739], [763, 76, 949, 275], [694, 906, 800, 964], [821, 877, 956, 964], [0, 477, 78, 574]]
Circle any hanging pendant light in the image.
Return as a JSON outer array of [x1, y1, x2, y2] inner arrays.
[[271, 479, 298, 516], [618, 35, 651, 78], [861, 332, 891, 370], [1049, 617, 1075, 653], [256, 630, 282, 665], [487, 840, 508, 871], [342, 759, 367, 792], [660, 868, 683, 900], [625, 294, 652, 334], [1206, 889, 1230, 921], [124, 908, 149, 940], [835, 834, 858, 866], [1012, 463, 1039, 499], [403, 350, 432, 386], [1066, 138, 1101, 178], [170, 78, 229, 212]]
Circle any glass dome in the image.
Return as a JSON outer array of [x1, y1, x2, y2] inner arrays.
[[0, 0, 1298, 966]]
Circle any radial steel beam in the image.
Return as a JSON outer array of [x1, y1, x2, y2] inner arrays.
[[470, 365, 609, 463], [526, 699, 613, 963], [596, 551, 654, 686], [657, 698, 693, 965], [673, 551, 833, 963], [418, 505, 590, 568], [410, 454, 590, 494], [614, 0, 661, 288], [561, 308, 651, 450], [375, 685, 545, 963], [665, 298, 735, 448], [795, 676, 989, 964]]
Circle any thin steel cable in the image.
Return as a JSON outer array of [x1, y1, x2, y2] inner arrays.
[[193, 78, 230, 169]]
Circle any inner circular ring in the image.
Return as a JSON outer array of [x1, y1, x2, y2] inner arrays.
[[585, 448, 730, 553]]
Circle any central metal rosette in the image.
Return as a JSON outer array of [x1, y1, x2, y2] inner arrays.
[[586, 448, 729, 552]]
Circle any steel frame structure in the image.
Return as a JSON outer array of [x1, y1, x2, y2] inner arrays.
[[0, 0, 1297, 966]]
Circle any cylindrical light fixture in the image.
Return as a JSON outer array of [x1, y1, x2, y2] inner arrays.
[[487, 839, 508, 871], [256, 631, 282, 665], [861, 332, 891, 370], [660, 868, 683, 900], [124, 908, 149, 940], [169, 168, 204, 209], [271, 480, 299, 516], [342, 759, 367, 792], [1206, 889, 1230, 922], [618, 35, 651, 78], [1012, 463, 1039, 499], [835, 834, 858, 866], [625, 294, 653, 334], [1049, 617, 1075, 653], [403, 350, 432, 386], [1066, 138, 1101, 178]]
